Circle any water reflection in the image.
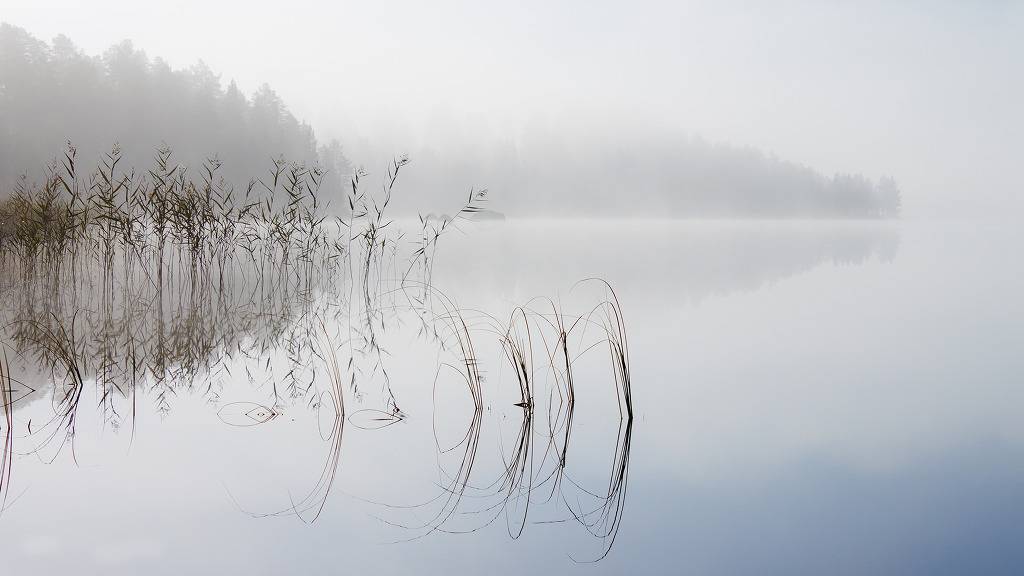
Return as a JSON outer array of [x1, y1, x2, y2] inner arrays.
[[438, 220, 901, 303], [0, 229, 634, 560], [7, 217, 1011, 575]]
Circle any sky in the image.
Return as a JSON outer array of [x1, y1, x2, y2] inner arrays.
[[2, 0, 1020, 218]]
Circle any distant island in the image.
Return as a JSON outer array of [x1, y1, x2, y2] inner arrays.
[[383, 133, 902, 219], [0, 24, 900, 219]]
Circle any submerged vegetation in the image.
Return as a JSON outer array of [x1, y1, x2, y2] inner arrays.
[[0, 143, 635, 560]]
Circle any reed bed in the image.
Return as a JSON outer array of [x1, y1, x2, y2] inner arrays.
[[0, 144, 635, 560], [0, 143, 340, 298]]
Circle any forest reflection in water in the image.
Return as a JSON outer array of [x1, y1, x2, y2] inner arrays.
[[0, 219, 634, 561]]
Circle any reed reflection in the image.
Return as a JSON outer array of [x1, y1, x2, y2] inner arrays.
[[0, 147, 635, 560]]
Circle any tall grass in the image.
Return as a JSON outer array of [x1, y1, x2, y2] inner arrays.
[[0, 144, 636, 559], [0, 142, 340, 300]]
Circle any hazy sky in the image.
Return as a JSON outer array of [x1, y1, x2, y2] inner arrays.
[[2, 0, 1020, 217]]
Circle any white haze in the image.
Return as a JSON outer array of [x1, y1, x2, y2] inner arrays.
[[3, 0, 1020, 218]]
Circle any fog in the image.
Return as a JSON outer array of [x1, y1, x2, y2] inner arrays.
[[3, 0, 1020, 218], [0, 27, 901, 218], [2, 3, 1023, 575]]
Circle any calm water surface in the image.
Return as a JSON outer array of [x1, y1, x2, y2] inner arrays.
[[1, 220, 1021, 575]]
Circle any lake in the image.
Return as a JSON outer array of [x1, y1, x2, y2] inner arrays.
[[1, 219, 1021, 575]]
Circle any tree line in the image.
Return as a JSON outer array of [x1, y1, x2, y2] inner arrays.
[[0, 24, 350, 201], [2, 23, 901, 218]]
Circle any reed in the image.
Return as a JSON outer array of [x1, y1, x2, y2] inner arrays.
[[0, 346, 13, 513], [1, 146, 351, 314], [1, 144, 636, 560]]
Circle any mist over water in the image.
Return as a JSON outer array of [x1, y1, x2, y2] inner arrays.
[[1, 2, 1021, 574]]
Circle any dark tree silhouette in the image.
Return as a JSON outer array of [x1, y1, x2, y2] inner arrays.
[[1, 23, 901, 218], [0, 24, 351, 200]]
